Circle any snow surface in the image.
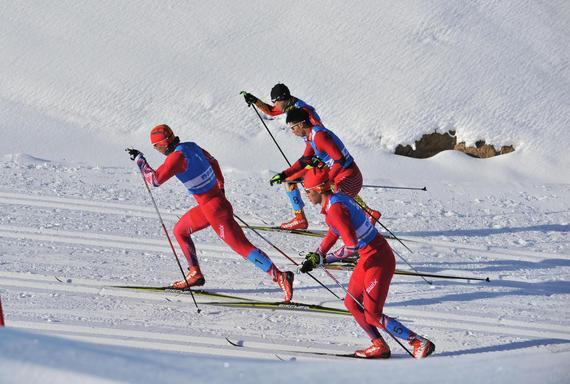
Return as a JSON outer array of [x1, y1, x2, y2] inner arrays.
[[0, 1, 569, 383]]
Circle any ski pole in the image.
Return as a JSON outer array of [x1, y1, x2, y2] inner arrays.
[[318, 265, 414, 357], [286, 180, 427, 192], [234, 213, 340, 299], [359, 201, 413, 253], [351, 198, 431, 285], [298, 253, 488, 282], [0, 296, 4, 327], [362, 185, 427, 191], [242, 94, 292, 167], [395, 269, 490, 282], [134, 163, 201, 313]]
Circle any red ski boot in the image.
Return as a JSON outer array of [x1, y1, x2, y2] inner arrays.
[[280, 210, 308, 230], [171, 266, 205, 289], [410, 335, 435, 359], [275, 271, 294, 303], [355, 337, 391, 359]]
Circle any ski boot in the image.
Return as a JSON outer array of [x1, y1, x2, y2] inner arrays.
[[171, 266, 205, 289], [355, 337, 391, 359], [275, 271, 294, 303], [280, 210, 308, 230], [409, 335, 435, 359]]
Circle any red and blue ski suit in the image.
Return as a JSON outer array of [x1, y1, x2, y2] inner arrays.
[[136, 142, 279, 276], [318, 192, 416, 342], [258, 97, 324, 211], [258, 97, 322, 127], [284, 125, 363, 198]]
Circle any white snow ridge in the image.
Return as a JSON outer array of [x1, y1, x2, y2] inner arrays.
[[0, 1, 569, 384]]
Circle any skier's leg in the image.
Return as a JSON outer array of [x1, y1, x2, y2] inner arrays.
[[336, 167, 381, 224], [170, 206, 210, 288], [201, 196, 294, 301], [363, 242, 434, 358], [344, 262, 382, 340], [173, 206, 209, 267], [280, 169, 308, 230], [333, 166, 363, 198], [365, 242, 418, 342], [361, 243, 395, 327], [345, 262, 391, 358]]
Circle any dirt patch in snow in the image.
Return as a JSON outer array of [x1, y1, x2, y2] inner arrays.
[[394, 131, 515, 159]]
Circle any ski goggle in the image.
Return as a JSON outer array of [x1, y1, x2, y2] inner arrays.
[[304, 182, 331, 193], [152, 137, 171, 149], [288, 121, 305, 130], [272, 95, 288, 103]]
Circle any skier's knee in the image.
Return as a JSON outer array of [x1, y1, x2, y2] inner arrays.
[[344, 295, 360, 315], [173, 221, 187, 240], [364, 311, 382, 327]]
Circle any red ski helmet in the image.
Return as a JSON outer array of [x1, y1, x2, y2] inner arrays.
[[150, 124, 175, 146], [303, 167, 331, 193]]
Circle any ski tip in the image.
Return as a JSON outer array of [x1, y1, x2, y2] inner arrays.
[[225, 337, 244, 347], [422, 186, 427, 191], [485, 277, 491, 282]]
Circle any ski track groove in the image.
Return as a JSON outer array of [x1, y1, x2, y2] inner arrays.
[[0, 191, 563, 262], [2, 191, 569, 360], [2, 271, 569, 342]]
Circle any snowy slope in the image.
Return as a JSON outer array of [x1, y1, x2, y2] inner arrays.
[[0, 1, 569, 383], [1, 1, 569, 180]]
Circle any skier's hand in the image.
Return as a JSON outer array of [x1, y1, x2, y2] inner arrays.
[[300, 252, 323, 273], [310, 156, 326, 169], [240, 91, 257, 107], [126, 148, 142, 161], [270, 172, 286, 186]]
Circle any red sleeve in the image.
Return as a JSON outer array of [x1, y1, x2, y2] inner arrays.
[[256, 101, 283, 117], [318, 228, 339, 255], [283, 143, 315, 178], [326, 203, 358, 248], [152, 151, 187, 185], [201, 148, 224, 189], [313, 131, 344, 181]]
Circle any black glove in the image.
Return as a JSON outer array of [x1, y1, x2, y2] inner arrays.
[[241, 91, 258, 106], [310, 156, 326, 169], [270, 172, 286, 186], [126, 148, 141, 161], [300, 252, 322, 273]]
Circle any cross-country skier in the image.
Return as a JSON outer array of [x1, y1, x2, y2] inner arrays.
[[270, 107, 381, 224], [127, 124, 294, 302], [241, 83, 322, 230], [299, 167, 435, 359]]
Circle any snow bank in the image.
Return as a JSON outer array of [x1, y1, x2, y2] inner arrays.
[[0, 1, 568, 181]]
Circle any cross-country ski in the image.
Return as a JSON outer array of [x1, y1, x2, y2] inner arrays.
[[1, 1, 568, 383]]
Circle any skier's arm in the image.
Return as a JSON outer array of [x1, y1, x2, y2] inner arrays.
[[313, 131, 345, 181], [201, 148, 225, 191], [322, 204, 359, 263], [136, 151, 186, 187], [283, 144, 315, 178], [317, 228, 339, 256], [254, 100, 284, 116]]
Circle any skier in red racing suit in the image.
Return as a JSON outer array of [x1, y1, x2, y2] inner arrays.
[[128, 124, 294, 302], [299, 167, 435, 359], [270, 108, 381, 228]]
